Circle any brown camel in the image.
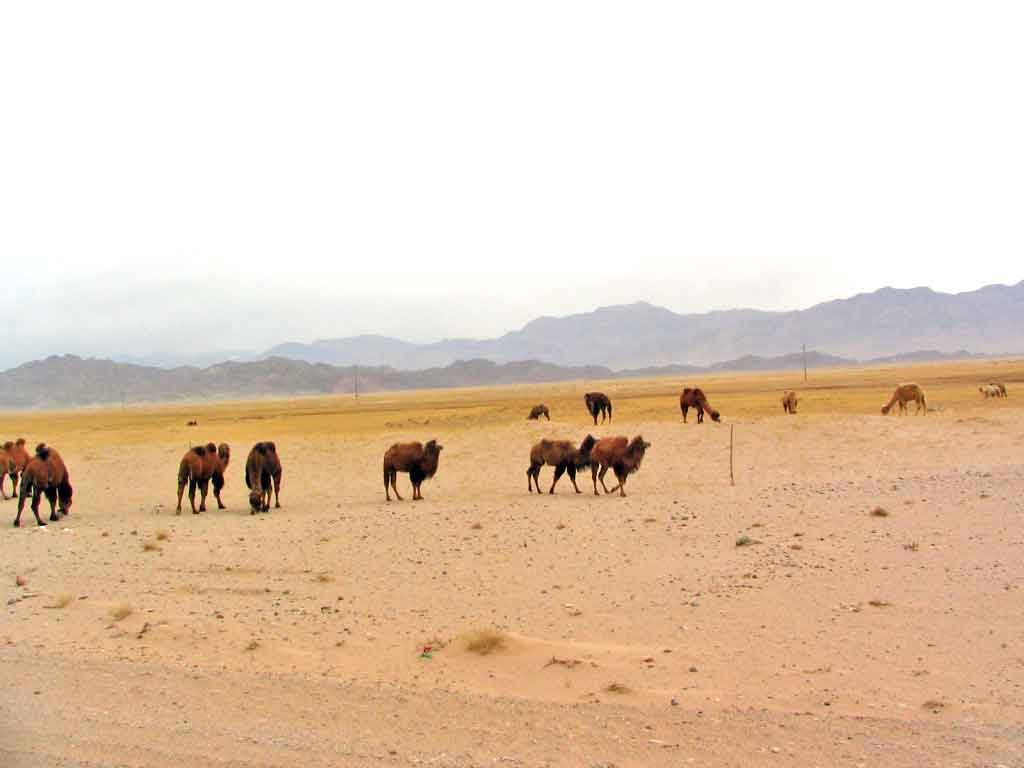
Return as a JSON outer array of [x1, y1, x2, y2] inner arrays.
[[384, 440, 443, 501], [526, 434, 597, 494], [680, 387, 720, 423], [782, 391, 798, 414], [590, 435, 651, 497], [584, 392, 612, 425], [881, 383, 927, 415], [979, 385, 1001, 399], [14, 444, 73, 527], [0, 446, 14, 500], [245, 442, 282, 513], [527, 404, 551, 421], [989, 382, 1008, 398], [3, 438, 31, 500], [176, 442, 231, 514]]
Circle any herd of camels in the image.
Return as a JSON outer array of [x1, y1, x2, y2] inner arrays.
[[2, 379, 1011, 525]]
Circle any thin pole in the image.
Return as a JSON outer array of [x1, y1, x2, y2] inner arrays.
[[729, 424, 735, 486], [802, 343, 807, 383]]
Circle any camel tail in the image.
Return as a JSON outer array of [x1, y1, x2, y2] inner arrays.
[[607, 402, 612, 421], [18, 471, 35, 504], [177, 458, 192, 487]]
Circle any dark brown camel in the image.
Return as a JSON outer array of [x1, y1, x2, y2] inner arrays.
[[3, 438, 31, 500], [384, 440, 443, 501], [528, 404, 550, 421], [584, 392, 612, 425], [245, 442, 282, 513], [526, 434, 596, 494]]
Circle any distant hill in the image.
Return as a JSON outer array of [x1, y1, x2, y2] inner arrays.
[[0, 348, 1002, 410], [265, 281, 1024, 370]]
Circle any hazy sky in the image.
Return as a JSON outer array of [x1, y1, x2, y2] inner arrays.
[[2, 2, 1021, 367]]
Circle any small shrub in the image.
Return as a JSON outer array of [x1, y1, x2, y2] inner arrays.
[[315, 572, 334, 583], [470, 522, 483, 530], [871, 507, 889, 518], [604, 682, 632, 694], [49, 593, 74, 609], [109, 603, 133, 622], [462, 628, 508, 656], [245, 639, 261, 651], [735, 535, 759, 547], [15, 574, 28, 587], [904, 541, 920, 552], [142, 541, 162, 552], [155, 530, 170, 541], [868, 599, 891, 608]]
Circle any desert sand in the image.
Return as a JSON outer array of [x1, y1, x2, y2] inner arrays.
[[2, 360, 1023, 767]]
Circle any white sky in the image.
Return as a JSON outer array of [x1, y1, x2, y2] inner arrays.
[[1, 2, 1021, 366]]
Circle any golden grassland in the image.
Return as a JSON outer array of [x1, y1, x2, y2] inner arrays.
[[1, 357, 1020, 448]]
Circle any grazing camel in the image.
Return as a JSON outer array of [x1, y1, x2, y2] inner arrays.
[[979, 385, 1001, 399], [245, 442, 282, 513], [680, 387, 720, 423], [176, 442, 231, 514], [881, 383, 927, 415], [527, 434, 597, 494], [14, 444, 73, 527], [383, 440, 443, 501], [590, 435, 651, 497], [989, 382, 1008, 398], [3, 439, 31, 500], [528, 404, 551, 421], [781, 391, 799, 414], [584, 392, 612, 425]]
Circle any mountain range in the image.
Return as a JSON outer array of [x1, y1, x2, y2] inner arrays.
[[0, 348, 995, 410], [263, 281, 1024, 370]]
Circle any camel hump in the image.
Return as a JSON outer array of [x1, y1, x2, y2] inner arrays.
[[35, 443, 50, 460], [191, 445, 207, 457]]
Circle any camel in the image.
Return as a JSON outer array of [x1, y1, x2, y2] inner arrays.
[[176, 442, 231, 514], [3, 439, 31, 500], [979, 385, 1001, 399], [245, 442, 282, 513], [14, 444, 73, 527], [584, 392, 612, 425], [383, 439, 443, 501], [589, 435, 651, 497], [782, 391, 798, 414], [0, 447, 14, 500], [988, 382, 1008, 398], [680, 387, 720, 423], [527, 404, 550, 421], [526, 434, 596, 494], [881, 383, 927, 415]]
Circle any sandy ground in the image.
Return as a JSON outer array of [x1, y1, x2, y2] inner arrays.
[[2, 363, 1023, 767]]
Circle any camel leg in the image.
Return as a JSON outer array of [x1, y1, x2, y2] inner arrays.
[[213, 476, 226, 509], [412, 481, 421, 501], [697, 408, 704, 424], [527, 466, 536, 493], [273, 474, 281, 508], [568, 466, 582, 494], [682, 406, 688, 423], [549, 464, 565, 494], [30, 489, 45, 526], [598, 465, 613, 494], [44, 487, 59, 521], [197, 478, 210, 512], [591, 465, 600, 495], [188, 478, 198, 514], [391, 473, 403, 501], [176, 478, 187, 514], [14, 487, 33, 526]]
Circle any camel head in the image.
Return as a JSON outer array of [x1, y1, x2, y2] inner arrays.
[[249, 489, 263, 513], [218, 443, 231, 467], [709, 409, 721, 422]]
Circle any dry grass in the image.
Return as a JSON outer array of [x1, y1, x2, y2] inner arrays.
[[15, 574, 28, 587], [461, 628, 508, 656], [868, 599, 892, 608], [245, 639, 261, 651], [49, 593, 74, 609], [155, 530, 170, 541], [735, 535, 759, 547], [470, 522, 483, 530], [871, 507, 890, 518], [922, 699, 947, 713], [904, 541, 920, 551], [109, 602, 133, 622], [315, 572, 334, 583], [604, 682, 632, 694], [142, 540, 162, 552]]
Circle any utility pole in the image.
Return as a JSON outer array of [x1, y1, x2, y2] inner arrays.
[[802, 343, 807, 383], [354, 365, 359, 399]]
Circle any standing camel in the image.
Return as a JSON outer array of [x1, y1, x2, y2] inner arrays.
[[589, 435, 651, 497], [584, 393, 612, 425]]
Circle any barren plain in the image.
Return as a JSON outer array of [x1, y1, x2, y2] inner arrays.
[[3, 360, 1023, 767]]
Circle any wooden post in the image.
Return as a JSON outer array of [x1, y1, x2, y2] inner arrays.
[[729, 424, 735, 486], [354, 365, 359, 399], [802, 343, 807, 383]]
